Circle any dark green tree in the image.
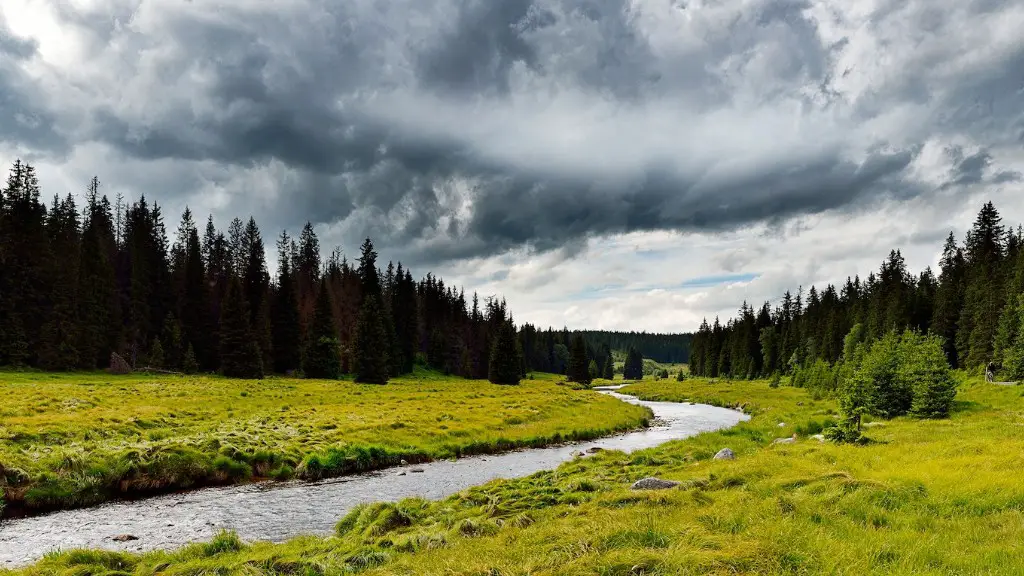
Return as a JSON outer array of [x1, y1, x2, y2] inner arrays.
[[304, 279, 342, 379], [354, 238, 390, 384], [219, 276, 264, 379], [488, 320, 523, 385], [568, 334, 591, 385], [271, 231, 302, 373], [623, 347, 644, 380]]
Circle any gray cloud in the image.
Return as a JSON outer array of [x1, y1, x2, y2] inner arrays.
[[4, 0, 1024, 268]]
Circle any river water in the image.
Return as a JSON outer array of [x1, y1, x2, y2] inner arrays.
[[0, 388, 748, 567]]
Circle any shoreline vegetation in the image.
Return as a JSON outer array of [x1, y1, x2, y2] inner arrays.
[[10, 375, 1024, 575], [0, 370, 651, 519]]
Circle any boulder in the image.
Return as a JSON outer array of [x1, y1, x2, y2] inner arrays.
[[811, 434, 826, 443], [587, 447, 604, 454], [713, 448, 736, 460], [773, 437, 796, 445], [777, 422, 787, 428], [630, 477, 680, 490], [112, 534, 139, 542], [410, 468, 425, 473]]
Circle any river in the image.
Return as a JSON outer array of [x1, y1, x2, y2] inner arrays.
[[0, 387, 748, 567]]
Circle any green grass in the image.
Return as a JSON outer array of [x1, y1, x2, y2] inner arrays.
[[0, 369, 650, 517], [13, 375, 1024, 575]]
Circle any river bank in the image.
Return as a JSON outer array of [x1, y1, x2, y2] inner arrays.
[[0, 388, 747, 567]]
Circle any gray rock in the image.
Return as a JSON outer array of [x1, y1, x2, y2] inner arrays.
[[811, 434, 826, 443], [410, 468, 425, 473], [587, 447, 604, 453], [396, 471, 407, 476], [777, 422, 787, 427], [112, 534, 139, 542], [713, 448, 736, 460], [400, 459, 408, 466], [863, 422, 883, 428], [630, 477, 680, 490], [773, 437, 797, 445]]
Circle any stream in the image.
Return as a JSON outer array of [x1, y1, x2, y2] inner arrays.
[[0, 387, 748, 567]]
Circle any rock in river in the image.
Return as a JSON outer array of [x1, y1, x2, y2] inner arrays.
[[112, 534, 139, 542], [630, 477, 680, 490]]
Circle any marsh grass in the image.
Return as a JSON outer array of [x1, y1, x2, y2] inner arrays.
[[0, 369, 650, 516], [13, 375, 1024, 575]]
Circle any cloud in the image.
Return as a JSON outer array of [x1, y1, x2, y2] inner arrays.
[[2, 0, 1024, 329]]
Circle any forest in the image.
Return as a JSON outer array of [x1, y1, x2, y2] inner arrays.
[[0, 161, 680, 381], [690, 201, 1020, 383]]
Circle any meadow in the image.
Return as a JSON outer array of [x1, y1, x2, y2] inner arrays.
[[14, 375, 1024, 575], [0, 370, 651, 517]]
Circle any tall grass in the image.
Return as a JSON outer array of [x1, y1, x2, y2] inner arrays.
[[0, 370, 649, 516], [13, 375, 1024, 575]]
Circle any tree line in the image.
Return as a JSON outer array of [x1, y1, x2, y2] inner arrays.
[[0, 161, 527, 383], [690, 201, 1022, 380]]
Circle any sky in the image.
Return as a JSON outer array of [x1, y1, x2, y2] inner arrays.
[[2, 0, 1023, 333]]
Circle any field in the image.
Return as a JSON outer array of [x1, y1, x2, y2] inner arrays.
[[14, 375, 1024, 575], [0, 370, 651, 517]]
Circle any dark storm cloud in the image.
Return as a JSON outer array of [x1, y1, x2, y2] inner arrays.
[[0, 16, 66, 155], [6, 0, 1024, 266]]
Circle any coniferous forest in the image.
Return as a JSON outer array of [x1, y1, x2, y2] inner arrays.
[[0, 161, 530, 381], [690, 201, 1021, 381]]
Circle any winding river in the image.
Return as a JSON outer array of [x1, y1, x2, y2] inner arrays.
[[0, 387, 748, 567]]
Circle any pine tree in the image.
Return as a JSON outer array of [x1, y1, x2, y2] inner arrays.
[[354, 238, 390, 384], [568, 334, 591, 385], [77, 177, 121, 368], [354, 296, 390, 384], [304, 279, 341, 379], [271, 231, 302, 373], [148, 337, 165, 369], [623, 347, 644, 380], [39, 194, 81, 370], [182, 343, 198, 374], [219, 276, 264, 379], [603, 355, 614, 380], [488, 320, 523, 385]]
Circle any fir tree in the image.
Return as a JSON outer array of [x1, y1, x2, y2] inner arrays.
[[271, 231, 302, 373], [568, 334, 591, 385], [304, 279, 341, 379], [148, 337, 165, 369], [623, 347, 644, 380], [219, 276, 264, 379], [182, 343, 198, 374], [354, 296, 390, 384], [603, 355, 614, 380], [354, 238, 390, 384], [488, 320, 523, 385]]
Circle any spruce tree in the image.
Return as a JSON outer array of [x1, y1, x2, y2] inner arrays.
[[354, 296, 390, 384], [182, 343, 198, 374], [39, 194, 81, 370], [354, 238, 390, 384], [304, 279, 342, 379], [148, 337, 165, 369], [623, 347, 644, 380], [219, 276, 264, 379], [488, 320, 523, 385], [271, 231, 302, 373], [603, 355, 614, 380], [77, 177, 121, 368], [568, 334, 591, 385]]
